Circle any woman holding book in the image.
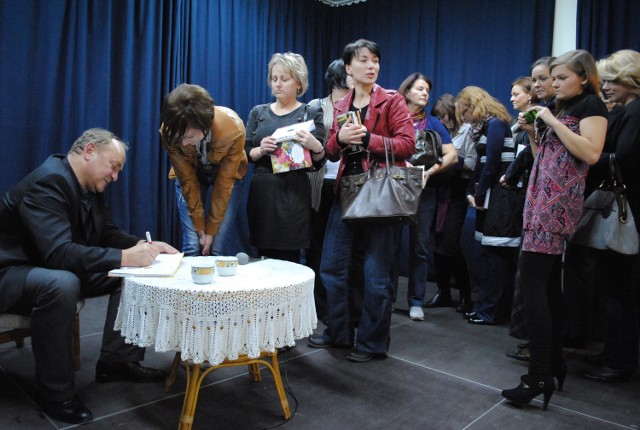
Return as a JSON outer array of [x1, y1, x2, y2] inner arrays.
[[244, 52, 326, 262], [307, 39, 414, 362]]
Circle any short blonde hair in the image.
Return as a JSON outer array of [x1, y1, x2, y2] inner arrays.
[[597, 49, 640, 100], [267, 52, 309, 96]]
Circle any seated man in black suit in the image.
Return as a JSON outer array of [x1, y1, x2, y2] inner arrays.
[[0, 128, 178, 424]]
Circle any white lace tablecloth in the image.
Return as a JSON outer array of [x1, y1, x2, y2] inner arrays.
[[115, 257, 317, 364]]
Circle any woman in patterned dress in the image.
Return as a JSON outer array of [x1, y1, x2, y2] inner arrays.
[[501, 50, 607, 409]]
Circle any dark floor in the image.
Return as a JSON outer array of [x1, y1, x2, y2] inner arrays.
[[1, 278, 638, 430]]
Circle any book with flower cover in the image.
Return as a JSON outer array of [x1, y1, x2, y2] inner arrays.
[[271, 141, 313, 173], [270, 120, 315, 173]]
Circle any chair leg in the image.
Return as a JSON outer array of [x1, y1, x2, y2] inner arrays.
[[165, 352, 182, 393], [73, 313, 81, 370]]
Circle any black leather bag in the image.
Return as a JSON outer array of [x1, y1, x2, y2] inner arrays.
[[410, 129, 443, 168], [571, 154, 639, 255], [340, 137, 422, 225]]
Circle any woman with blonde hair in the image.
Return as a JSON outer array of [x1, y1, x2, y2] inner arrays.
[[430, 94, 476, 313], [244, 52, 326, 262], [582, 49, 640, 382], [456, 86, 524, 327], [501, 50, 607, 408]]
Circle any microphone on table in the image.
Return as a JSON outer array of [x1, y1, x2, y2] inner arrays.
[[236, 252, 266, 265], [236, 252, 250, 265]]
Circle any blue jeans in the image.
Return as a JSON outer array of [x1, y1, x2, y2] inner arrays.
[[320, 195, 402, 354], [175, 177, 249, 256], [407, 187, 436, 307]]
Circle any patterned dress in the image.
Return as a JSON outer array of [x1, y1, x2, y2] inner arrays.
[[522, 93, 607, 255]]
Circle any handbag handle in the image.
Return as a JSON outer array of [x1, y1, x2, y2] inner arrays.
[[381, 137, 396, 174], [608, 154, 630, 223]]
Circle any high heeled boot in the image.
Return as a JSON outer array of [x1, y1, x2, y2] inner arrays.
[[552, 360, 567, 392], [501, 374, 555, 410]]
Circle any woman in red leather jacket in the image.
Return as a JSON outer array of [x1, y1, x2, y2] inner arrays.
[[307, 39, 415, 362]]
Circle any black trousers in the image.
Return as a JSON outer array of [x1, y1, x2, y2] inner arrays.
[[7, 268, 144, 401], [518, 251, 565, 376], [598, 251, 640, 370]]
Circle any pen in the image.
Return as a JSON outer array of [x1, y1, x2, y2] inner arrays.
[[145, 231, 152, 244]]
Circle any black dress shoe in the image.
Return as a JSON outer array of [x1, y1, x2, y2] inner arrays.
[[424, 291, 453, 308], [517, 342, 530, 350], [506, 348, 530, 362], [96, 360, 166, 383], [463, 311, 476, 320], [346, 351, 387, 363], [583, 365, 635, 382], [308, 335, 351, 349], [40, 395, 93, 424]]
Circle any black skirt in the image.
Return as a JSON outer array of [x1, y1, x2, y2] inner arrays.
[[247, 167, 311, 250]]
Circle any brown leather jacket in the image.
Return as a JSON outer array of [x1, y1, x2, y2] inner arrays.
[[162, 106, 248, 236]]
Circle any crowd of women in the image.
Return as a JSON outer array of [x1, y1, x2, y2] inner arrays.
[[161, 39, 639, 410]]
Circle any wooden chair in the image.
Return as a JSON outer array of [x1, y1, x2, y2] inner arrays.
[[0, 299, 85, 370]]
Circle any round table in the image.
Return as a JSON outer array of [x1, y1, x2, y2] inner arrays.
[[114, 257, 317, 429]]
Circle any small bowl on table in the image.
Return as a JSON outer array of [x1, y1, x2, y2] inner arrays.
[[191, 264, 215, 284], [216, 256, 239, 276]]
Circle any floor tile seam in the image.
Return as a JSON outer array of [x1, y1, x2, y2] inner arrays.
[[461, 398, 504, 430], [57, 390, 188, 430], [391, 355, 636, 429], [0, 367, 60, 429], [548, 403, 638, 429]]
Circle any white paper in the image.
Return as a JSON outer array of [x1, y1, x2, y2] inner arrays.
[[108, 253, 184, 277], [271, 120, 316, 143]]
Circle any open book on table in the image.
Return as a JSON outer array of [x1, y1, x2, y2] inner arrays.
[[108, 252, 184, 277]]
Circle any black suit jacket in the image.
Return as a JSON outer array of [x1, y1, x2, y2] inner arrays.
[[0, 155, 140, 312]]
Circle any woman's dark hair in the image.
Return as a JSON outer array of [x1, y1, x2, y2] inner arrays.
[[160, 84, 215, 146], [398, 72, 433, 103], [342, 39, 381, 65], [431, 94, 458, 129], [325, 59, 349, 93]]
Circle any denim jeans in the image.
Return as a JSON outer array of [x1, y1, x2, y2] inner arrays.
[[320, 195, 402, 354], [175, 176, 248, 256], [407, 187, 436, 307]]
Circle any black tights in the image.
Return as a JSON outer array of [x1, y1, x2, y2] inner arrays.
[[518, 251, 565, 376]]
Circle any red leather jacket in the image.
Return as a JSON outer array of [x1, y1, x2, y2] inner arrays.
[[325, 84, 415, 185]]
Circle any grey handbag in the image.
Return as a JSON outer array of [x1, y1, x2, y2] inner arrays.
[[571, 154, 639, 255], [340, 137, 423, 225]]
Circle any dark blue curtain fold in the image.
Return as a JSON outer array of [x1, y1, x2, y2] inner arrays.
[[577, 0, 640, 60], [1, 0, 555, 245]]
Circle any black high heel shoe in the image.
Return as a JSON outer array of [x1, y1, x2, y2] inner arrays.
[[501, 375, 555, 411], [553, 361, 567, 392]]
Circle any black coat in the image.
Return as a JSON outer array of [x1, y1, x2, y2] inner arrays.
[[0, 155, 140, 312]]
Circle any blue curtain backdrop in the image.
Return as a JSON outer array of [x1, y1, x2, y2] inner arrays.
[[1, 0, 557, 247], [577, 0, 640, 59]]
